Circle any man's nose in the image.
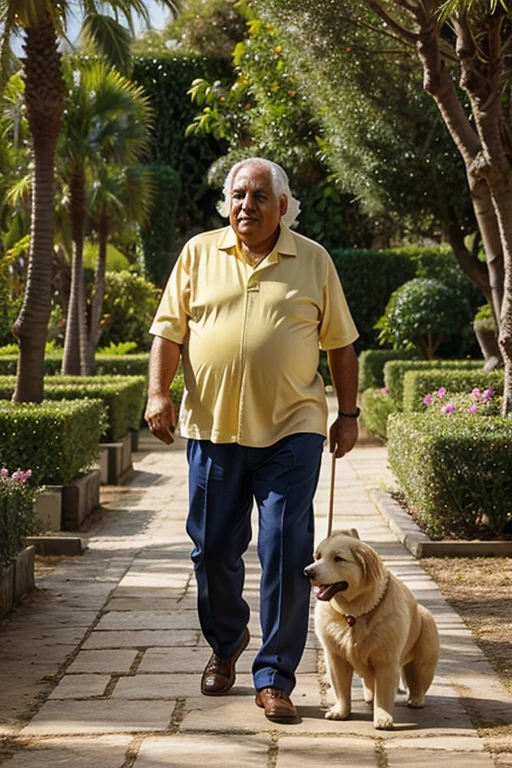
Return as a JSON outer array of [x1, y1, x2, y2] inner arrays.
[[241, 192, 255, 210]]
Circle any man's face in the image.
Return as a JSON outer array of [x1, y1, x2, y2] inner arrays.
[[229, 163, 288, 252]]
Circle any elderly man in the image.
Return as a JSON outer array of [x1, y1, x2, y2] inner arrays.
[[145, 157, 359, 723]]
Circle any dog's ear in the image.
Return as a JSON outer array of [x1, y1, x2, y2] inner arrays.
[[353, 542, 385, 584], [332, 528, 359, 540]]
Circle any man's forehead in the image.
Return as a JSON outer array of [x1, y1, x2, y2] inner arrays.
[[232, 165, 273, 192]]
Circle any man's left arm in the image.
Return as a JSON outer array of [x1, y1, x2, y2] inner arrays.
[[327, 344, 359, 458]]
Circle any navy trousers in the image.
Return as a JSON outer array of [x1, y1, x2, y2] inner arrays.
[[186, 432, 324, 693]]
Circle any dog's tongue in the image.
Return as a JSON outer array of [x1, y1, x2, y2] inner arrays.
[[314, 582, 348, 601]]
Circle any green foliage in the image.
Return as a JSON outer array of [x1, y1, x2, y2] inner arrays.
[[170, 368, 185, 410], [139, 163, 181, 286], [358, 349, 418, 392], [0, 468, 40, 568], [132, 53, 232, 241], [99, 271, 161, 351], [163, 0, 249, 59], [383, 359, 484, 408], [0, 400, 103, 486], [360, 388, 397, 439], [97, 341, 139, 355], [376, 278, 472, 359], [388, 411, 512, 540], [402, 368, 504, 413], [83, 241, 130, 272], [94, 353, 149, 376], [0, 375, 145, 442]]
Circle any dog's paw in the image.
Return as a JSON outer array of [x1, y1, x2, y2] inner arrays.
[[325, 705, 350, 720], [407, 696, 425, 709], [362, 684, 374, 704], [374, 712, 394, 730]]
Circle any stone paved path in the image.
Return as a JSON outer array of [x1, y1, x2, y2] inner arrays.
[[1, 397, 511, 767]]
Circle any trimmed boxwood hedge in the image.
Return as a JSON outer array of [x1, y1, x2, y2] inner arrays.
[[0, 354, 150, 377], [383, 359, 483, 408], [0, 400, 104, 485], [0, 376, 146, 442], [402, 368, 504, 413], [360, 388, 397, 439], [388, 411, 512, 540], [358, 349, 417, 392]]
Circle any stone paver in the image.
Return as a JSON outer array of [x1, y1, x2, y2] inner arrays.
[[1, 397, 511, 767]]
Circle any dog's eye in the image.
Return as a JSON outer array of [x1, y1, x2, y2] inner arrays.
[[334, 555, 345, 563]]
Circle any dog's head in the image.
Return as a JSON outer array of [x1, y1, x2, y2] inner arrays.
[[304, 530, 386, 603]]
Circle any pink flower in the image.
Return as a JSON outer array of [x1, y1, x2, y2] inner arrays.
[[467, 405, 478, 414], [437, 387, 446, 398], [482, 389, 494, 403], [471, 387, 481, 400], [442, 403, 455, 414], [0, 468, 8, 478], [423, 394, 432, 405], [380, 387, 389, 395]]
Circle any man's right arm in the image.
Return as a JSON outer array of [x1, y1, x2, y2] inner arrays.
[[144, 335, 182, 445]]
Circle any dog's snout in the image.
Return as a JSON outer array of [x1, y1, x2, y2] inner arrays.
[[304, 564, 315, 580]]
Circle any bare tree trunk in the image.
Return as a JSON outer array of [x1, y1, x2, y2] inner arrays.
[[12, 14, 64, 402], [62, 164, 88, 375], [84, 215, 109, 375]]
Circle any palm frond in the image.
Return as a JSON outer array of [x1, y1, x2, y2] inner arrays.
[[80, 13, 132, 74]]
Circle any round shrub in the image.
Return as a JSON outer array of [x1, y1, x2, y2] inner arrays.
[[376, 278, 472, 360]]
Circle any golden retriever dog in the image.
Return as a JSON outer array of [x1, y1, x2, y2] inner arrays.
[[304, 530, 439, 730]]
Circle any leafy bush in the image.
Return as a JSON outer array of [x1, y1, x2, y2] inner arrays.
[[0, 376, 145, 442], [139, 163, 181, 287], [360, 388, 397, 439], [0, 468, 40, 568], [402, 368, 504, 413], [97, 341, 139, 356], [0, 400, 104, 485], [358, 349, 417, 392], [99, 271, 161, 351], [376, 278, 472, 359], [383, 359, 483, 408], [388, 411, 512, 540], [94, 354, 149, 376]]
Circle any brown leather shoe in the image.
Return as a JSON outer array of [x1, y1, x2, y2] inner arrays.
[[255, 687, 298, 722], [201, 629, 250, 696]]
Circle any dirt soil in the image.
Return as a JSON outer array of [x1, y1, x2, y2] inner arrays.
[[421, 556, 512, 697]]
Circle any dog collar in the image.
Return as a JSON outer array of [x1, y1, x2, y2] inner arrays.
[[341, 573, 390, 627]]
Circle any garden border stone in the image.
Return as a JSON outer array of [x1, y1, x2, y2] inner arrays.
[[370, 488, 512, 558]]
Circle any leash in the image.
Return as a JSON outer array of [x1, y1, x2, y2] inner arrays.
[[327, 451, 336, 537]]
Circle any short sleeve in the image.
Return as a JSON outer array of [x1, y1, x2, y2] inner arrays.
[[318, 255, 359, 350], [149, 247, 191, 343]]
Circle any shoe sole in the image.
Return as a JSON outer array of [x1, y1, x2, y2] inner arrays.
[[201, 629, 250, 696]]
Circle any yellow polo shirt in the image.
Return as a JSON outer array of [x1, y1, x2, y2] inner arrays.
[[150, 223, 358, 447]]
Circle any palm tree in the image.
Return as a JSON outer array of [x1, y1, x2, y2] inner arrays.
[[57, 59, 153, 375], [0, 0, 176, 402], [85, 163, 155, 374]]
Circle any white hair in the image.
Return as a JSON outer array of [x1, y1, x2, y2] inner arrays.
[[217, 157, 301, 227]]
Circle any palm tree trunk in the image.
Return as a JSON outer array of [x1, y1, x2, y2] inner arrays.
[[84, 215, 109, 375], [62, 164, 89, 375], [12, 14, 64, 402]]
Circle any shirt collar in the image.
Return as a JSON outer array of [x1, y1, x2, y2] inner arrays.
[[218, 223, 297, 261]]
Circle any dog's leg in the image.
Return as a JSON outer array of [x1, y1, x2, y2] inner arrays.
[[362, 672, 374, 705], [324, 650, 353, 720], [403, 615, 439, 707], [373, 663, 400, 730]]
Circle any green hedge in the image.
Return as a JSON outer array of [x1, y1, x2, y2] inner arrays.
[[383, 359, 483, 408], [0, 354, 150, 377], [0, 400, 104, 486], [0, 376, 146, 442], [358, 349, 418, 392], [360, 388, 397, 439], [388, 412, 512, 540], [402, 368, 504, 413], [0, 470, 40, 568]]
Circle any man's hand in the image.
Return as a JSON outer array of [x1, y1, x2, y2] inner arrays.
[[145, 392, 177, 445], [329, 415, 359, 458]]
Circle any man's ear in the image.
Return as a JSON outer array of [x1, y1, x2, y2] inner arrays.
[[279, 194, 288, 218]]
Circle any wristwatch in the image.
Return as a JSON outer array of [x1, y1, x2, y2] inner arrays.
[[338, 407, 361, 419]]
